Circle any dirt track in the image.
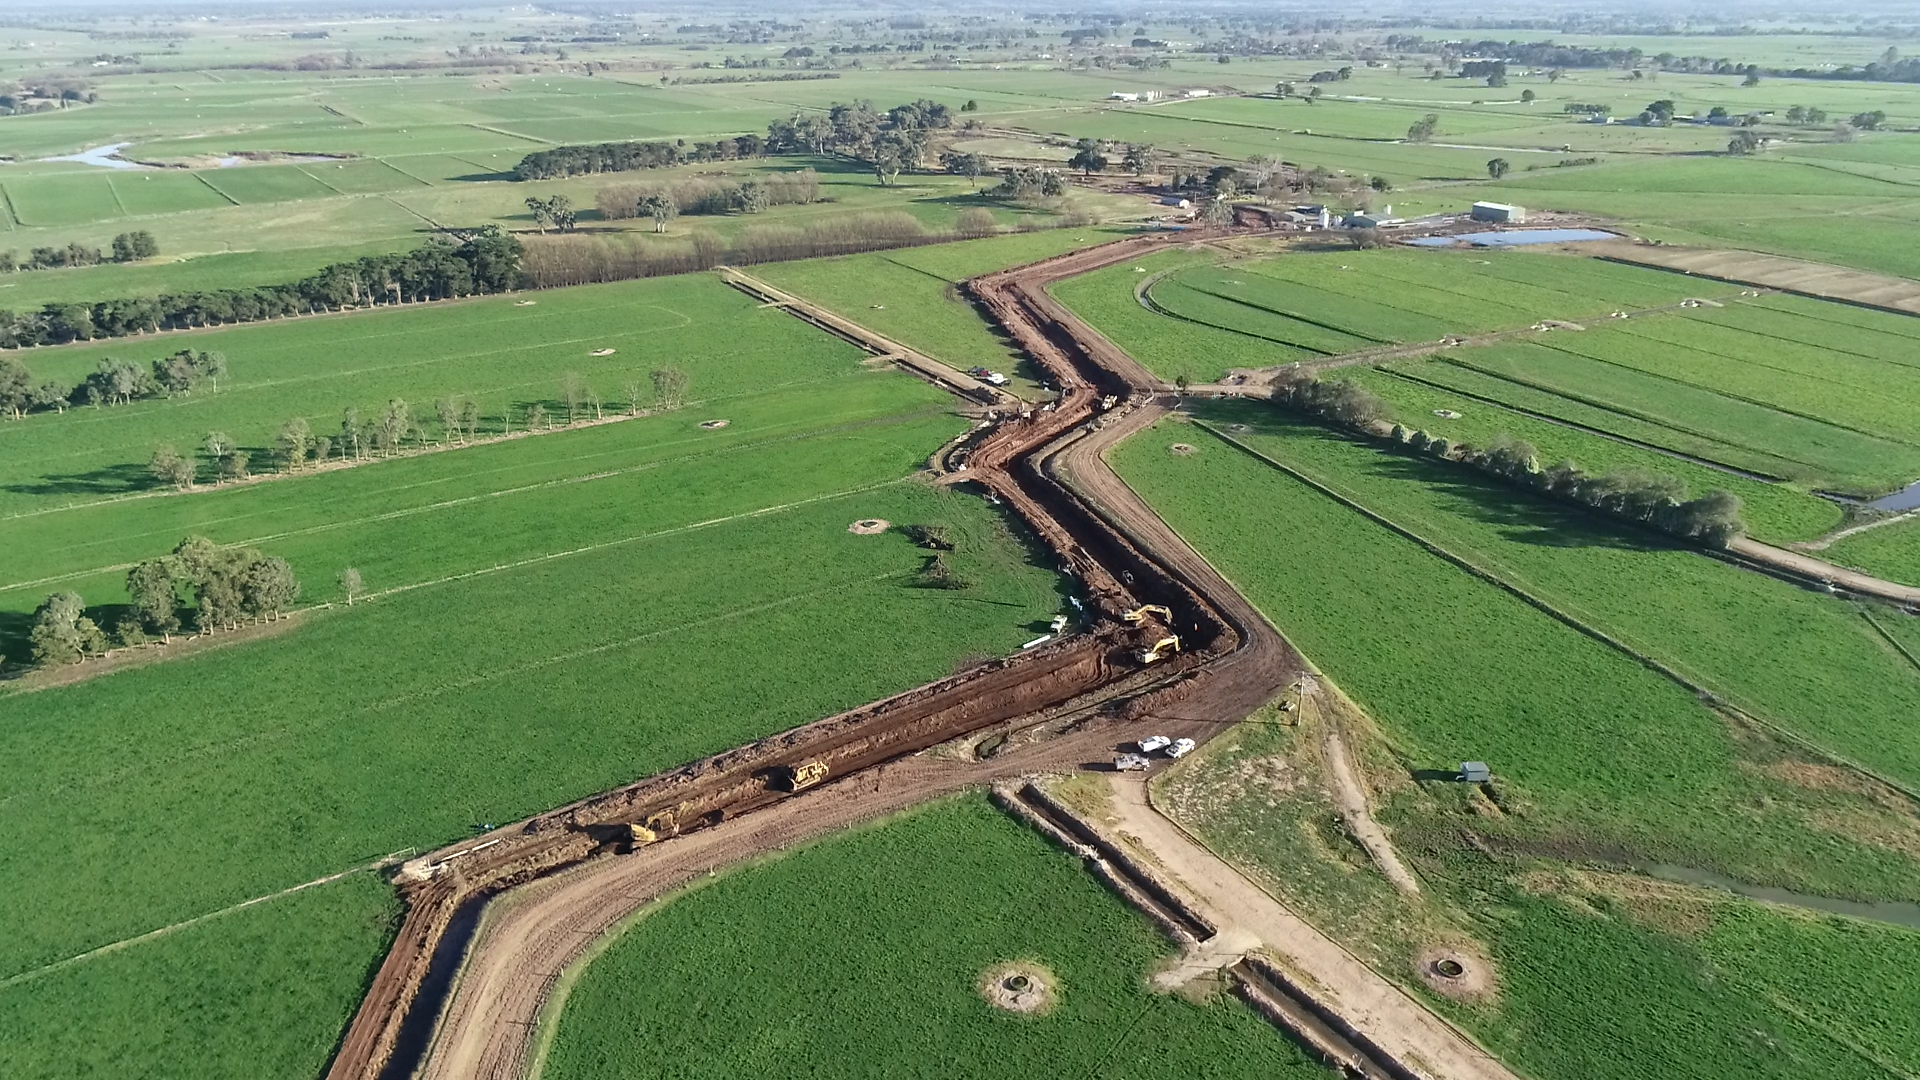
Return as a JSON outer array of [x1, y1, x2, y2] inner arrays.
[[324, 231, 1301, 1080]]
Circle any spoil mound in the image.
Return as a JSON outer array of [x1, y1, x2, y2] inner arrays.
[[589, 348, 616, 356], [1415, 945, 1496, 1003], [979, 962, 1056, 1015], [1169, 443, 1196, 456], [699, 420, 730, 430], [848, 519, 891, 535]]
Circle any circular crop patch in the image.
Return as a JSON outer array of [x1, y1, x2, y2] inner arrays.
[[1168, 443, 1196, 456], [699, 419, 730, 430], [848, 519, 891, 535], [980, 962, 1056, 1015]]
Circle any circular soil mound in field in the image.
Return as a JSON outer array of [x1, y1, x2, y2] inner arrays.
[[590, 348, 616, 356], [848, 519, 890, 535], [980, 962, 1056, 1015], [699, 419, 730, 430], [1169, 443, 1196, 456], [1416, 945, 1495, 1003]]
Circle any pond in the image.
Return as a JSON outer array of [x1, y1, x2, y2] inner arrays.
[[1409, 229, 1620, 248], [39, 142, 146, 169]]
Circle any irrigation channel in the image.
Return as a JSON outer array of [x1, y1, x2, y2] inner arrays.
[[322, 232, 1497, 1080]]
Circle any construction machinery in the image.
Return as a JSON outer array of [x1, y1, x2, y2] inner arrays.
[[1136, 635, 1181, 664], [778, 759, 830, 792], [1121, 604, 1173, 625]]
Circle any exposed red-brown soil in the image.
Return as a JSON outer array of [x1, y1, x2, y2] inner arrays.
[[326, 233, 1304, 1080]]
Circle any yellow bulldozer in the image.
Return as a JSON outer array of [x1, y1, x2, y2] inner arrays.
[[625, 804, 689, 847], [779, 759, 830, 793], [1122, 604, 1173, 625]]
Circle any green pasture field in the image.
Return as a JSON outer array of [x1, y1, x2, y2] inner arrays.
[[1112, 406, 1920, 896], [0, 274, 835, 519], [1340, 368, 1842, 543], [1194, 408, 1920, 790], [0, 873, 396, 1080], [754, 226, 1132, 389], [1048, 248, 1305, 385], [1113, 409, 1920, 1079], [0, 335, 1069, 1079], [1824, 520, 1920, 589], [541, 795, 1327, 1080], [1167, 706, 1920, 1080], [1433, 341, 1920, 495]]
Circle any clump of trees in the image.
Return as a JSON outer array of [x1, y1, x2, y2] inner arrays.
[[1270, 371, 1746, 548], [27, 536, 302, 665], [0, 231, 157, 275], [524, 195, 577, 233], [993, 166, 1067, 200], [765, 99, 954, 184], [1405, 113, 1441, 142], [513, 138, 726, 181], [595, 170, 821, 223], [1, 349, 226, 419], [0, 229, 523, 349]]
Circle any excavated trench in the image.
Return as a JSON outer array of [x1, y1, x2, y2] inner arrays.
[[324, 231, 1287, 1080]]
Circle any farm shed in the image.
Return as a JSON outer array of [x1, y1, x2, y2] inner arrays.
[[1471, 202, 1528, 224]]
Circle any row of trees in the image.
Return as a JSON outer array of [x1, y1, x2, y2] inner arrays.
[[518, 211, 956, 289], [146, 370, 691, 490], [0, 232, 158, 274], [595, 170, 822, 225], [0, 349, 225, 419], [1267, 371, 1746, 548], [0, 229, 522, 349], [29, 537, 301, 664], [512, 139, 712, 181]]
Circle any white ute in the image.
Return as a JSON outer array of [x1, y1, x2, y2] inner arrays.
[[1137, 735, 1172, 754], [1166, 738, 1196, 759]]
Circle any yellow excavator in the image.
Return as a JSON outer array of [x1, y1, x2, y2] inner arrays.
[[1121, 604, 1173, 625], [1136, 635, 1181, 664], [625, 803, 689, 847]]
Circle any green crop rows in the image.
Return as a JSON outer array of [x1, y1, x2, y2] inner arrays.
[[541, 795, 1329, 1080]]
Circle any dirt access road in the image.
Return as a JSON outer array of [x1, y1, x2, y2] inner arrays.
[[1104, 775, 1519, 1080], [335, 231, 1308, 1080]]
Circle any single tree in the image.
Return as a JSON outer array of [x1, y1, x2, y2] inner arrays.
[[1275, 81, 1294, 98], [638, 193, 678, 233], [625, 380, 645, 416], [1121, 142, 1154, 175], [1305, 86, 1322, 104], [1520, 89, 1536, 103], [221, 449, 251, 482], [338, 567, 365, 605], [340, 407, 364, 460], [29, 590, 104, 664], [149, 443, 196, 489], [651, 367, 689, 411], [458, 398, 481, 440], [30, 381, 68, 414], [0, 356, 30, 418], [1726, 129, 1763, 155], [435, 397, 460, 443], [525, 196, 555, 233], [203, 431, 234, 479], [277, 416, 311, 470], [559, 372, 586, 423], [1067, 139, 1108, 177], [526, 402, 548, 430], [126, 560, 180, 642], [1742, 70, 1761, 87], [378, 398, 411, 454], [1198, 196, 1234, 228], [1487, 157, 1511, 180]]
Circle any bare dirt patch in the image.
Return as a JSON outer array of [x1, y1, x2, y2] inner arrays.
[[1168, 443, 1196, 456], [1415, 944, 1496, 1004], [979, 962, 1057, 1015], [847, 518, 891, 535], [589, 348, 616, 356], [698, 419, 730, 430]]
